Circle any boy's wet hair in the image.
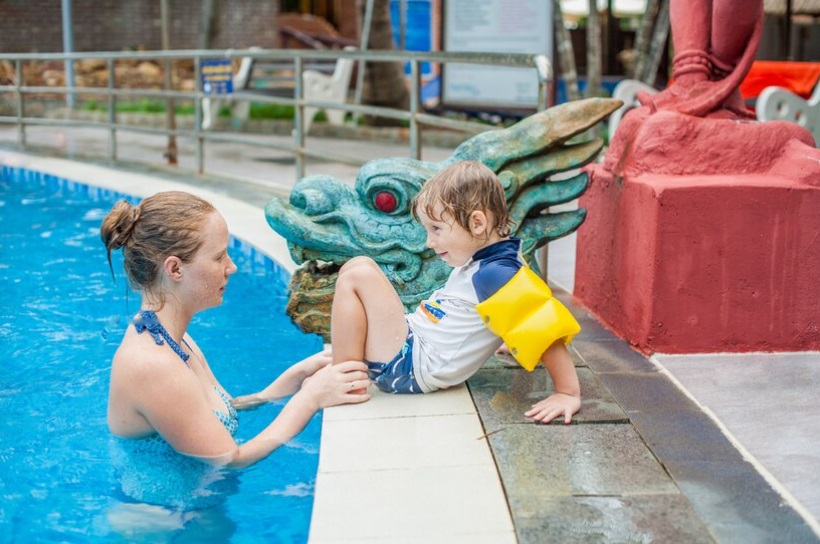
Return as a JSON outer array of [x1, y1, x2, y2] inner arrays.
[[413, 160, 511, 239]]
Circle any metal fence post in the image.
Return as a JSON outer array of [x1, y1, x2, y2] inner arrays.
[[534, 54, 553, 280], [107, 58, 117, 161], [15, 60, 25, 147], [535, 54, 552, 112], [160, 0, 178, 166], [194, 57, 204, 175], [409, 59, 421, 161], [61, 0, 76, 110], [294, 56, 305, 180]]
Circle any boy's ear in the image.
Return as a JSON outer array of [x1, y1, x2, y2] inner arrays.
[[469, 210, 489, 237]]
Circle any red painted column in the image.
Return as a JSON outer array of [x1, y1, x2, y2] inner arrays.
[[575, 164, 820, 354]]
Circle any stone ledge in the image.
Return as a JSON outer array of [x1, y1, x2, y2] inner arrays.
[[575, 166, 820, 353]]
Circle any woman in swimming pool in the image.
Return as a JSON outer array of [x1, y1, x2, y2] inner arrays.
[[100, 191, 369, 469]]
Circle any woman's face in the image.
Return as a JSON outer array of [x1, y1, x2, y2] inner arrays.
[[181, 212, 237, 312]]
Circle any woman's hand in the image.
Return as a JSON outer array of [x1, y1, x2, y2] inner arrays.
[[230, 393, 268, 411], [299, 360, 371, 409]]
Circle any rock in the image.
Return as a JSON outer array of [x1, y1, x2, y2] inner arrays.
[[42, 69, 65, 86]]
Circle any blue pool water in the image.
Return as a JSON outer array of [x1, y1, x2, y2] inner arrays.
[[0, 167, 324, 543]]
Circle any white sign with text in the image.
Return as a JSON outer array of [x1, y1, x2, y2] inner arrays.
[[443, 0, 552, 108]]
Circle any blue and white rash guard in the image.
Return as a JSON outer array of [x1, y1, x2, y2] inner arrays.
[[407, 237, 524, 392]]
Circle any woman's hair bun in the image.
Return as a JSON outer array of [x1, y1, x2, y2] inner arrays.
[[100, 200, 140, 251]]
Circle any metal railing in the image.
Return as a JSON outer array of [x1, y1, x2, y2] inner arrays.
[[0, 48, 552, 182]]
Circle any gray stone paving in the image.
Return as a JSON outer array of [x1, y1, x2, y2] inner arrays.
[[468, 289, 819, 543]]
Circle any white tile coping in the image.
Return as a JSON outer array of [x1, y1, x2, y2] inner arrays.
[[313, 386, 515, 543], [0, 150, 516, 543]]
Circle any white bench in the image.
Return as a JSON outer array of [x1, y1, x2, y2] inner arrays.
[[607, 79, 659, 138], [756, 83, 820, 146], [201, 47, 356, 133]]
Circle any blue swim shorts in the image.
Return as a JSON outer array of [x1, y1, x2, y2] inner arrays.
[[365, 330, 422, 394]]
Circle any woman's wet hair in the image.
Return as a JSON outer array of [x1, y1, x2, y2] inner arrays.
[[413, 160, 511, 239], [100, 191, 216, 297]]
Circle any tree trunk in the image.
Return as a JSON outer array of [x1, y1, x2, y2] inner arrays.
[[199, 0, 221, 50], [585, 0, 602, 99], [642, 0, 670, 86], [358, 0, 409, 126], [631, 0, 659, 80], [554, 0, 580, 102]]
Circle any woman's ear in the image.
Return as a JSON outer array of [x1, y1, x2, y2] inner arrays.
[[163, 256, 184, 282], [469, 210, 488, 237]]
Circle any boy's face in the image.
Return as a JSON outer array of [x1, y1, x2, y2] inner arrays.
[[417, 204, 489, 267]]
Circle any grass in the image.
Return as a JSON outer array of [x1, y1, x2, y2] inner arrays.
[[80, 99, 327, 121], [248, 103, 295, 120]]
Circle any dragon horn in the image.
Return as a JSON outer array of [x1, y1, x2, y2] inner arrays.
[[501, 139, 604, 190], [508, 172, 589, 226], [518, 209, 587, 252], [449, 98, 622, 171]]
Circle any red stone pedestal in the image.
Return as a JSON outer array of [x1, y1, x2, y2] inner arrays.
[[574, 167, 820, 354]]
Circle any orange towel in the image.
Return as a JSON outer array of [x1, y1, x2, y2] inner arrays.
[[740, 61, 820, 99]]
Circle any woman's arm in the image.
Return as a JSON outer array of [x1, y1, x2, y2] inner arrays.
[[213, 360, 372, 469], [132, 356, 371, 469], [231, 349, 332, 411]]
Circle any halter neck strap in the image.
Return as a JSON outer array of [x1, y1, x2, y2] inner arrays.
[[133, 310, 190, 367]]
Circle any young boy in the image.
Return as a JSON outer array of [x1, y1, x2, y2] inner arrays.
[[331, 160, 581, 423]]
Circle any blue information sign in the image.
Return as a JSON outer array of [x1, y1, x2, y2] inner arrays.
[[200, 59, 234, 95]]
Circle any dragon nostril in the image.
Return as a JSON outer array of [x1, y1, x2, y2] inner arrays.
[[292, 188, 333, 216], [290, 192, 307, 210]]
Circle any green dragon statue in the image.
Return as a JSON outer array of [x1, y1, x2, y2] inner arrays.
[[265, 98, 621, 338]]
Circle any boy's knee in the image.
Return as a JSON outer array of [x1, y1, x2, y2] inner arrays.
[[340, 256, 377, 273], [337, 257, 381, 287]]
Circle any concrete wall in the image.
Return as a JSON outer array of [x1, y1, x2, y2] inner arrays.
[[0, 0, 280, 53]]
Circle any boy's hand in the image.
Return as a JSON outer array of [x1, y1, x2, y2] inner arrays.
[[297, 348, 333, 379], [525, 392, 580, 424]]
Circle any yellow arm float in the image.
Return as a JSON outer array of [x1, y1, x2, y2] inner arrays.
[[475, 266, 581, 371]]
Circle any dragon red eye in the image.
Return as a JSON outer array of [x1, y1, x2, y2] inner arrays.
[[374, 191, 398, 213]]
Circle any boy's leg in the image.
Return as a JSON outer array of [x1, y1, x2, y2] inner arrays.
[[331, 257, 409, 366]]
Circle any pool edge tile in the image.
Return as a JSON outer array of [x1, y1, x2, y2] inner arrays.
[[318, 413, 496, 473], [323, 385, 476, 422], [308, 464, 514, 542]]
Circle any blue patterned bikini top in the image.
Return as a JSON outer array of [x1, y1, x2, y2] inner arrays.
[[134, 310, 238, 437]]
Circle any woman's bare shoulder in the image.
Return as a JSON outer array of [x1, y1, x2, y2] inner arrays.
[[112, 329, 191, 381]]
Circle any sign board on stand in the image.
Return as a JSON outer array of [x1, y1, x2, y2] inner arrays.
[[200, 59, 234, 95], [443, 0, 552, 110]]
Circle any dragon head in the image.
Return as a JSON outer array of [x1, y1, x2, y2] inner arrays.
[[265, 98, 621, 338]]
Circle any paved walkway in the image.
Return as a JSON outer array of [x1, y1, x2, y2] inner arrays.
[[2, 123, 819, 543]]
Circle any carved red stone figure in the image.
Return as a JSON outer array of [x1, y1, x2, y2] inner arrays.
[[576, 0, 820, 354], [605, 0, 816, 179]]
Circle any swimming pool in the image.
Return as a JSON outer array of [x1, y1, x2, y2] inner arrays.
[[0, 167, 324, 542]]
